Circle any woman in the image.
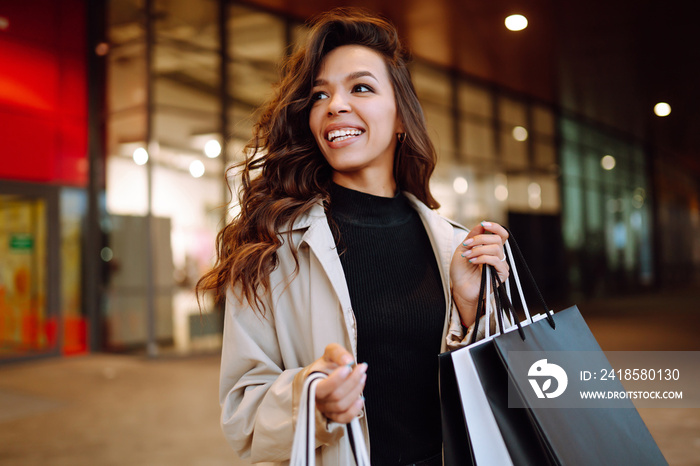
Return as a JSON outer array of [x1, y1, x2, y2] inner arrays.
[[197, 8, 509, 466]]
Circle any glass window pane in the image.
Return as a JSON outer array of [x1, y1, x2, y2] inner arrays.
[[154, 47, 220, 111], [459, 81, 492, 118], [534, 137, 556, 169], [500, 129, 528, 170], [108, 0, 145, 45], [584, 150, 601, 183], [563, 182, 584, 249], [498, 96, 526, 127], [461, 119, 495, 161], [108, 42, 146, 114], [585, 186, 602, 231], [532, 104, 555, 136], [154, 0, 219, 50], [411, 62, 451, 105], [561, 142, 581, 179], [228, 5, 285, 109], [423, 103, 455, 162], [152, 109, 220, 156]]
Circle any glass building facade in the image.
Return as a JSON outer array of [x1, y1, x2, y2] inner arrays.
[[0, 0, 665, 361]]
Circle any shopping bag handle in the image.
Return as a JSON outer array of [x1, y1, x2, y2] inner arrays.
[[290, 372, 371, 466], [469, 263, 523, 342], [490, 264, 525, 338], [502, 226, 556, 330], [469, 263, 489, 344]]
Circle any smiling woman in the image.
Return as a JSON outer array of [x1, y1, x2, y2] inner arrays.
[[309, 45, 403, 195], [197, 7, 510, 466]]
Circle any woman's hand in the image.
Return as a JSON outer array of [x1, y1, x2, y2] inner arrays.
[[307, 343, 367, 424], [449, 221, 509, 328]]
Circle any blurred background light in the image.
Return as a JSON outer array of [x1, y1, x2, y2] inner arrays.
[[528, 182, 541, 197], [601, 154, 616, 170], [133, 147, 148, 165], [100, 247, 113, 262], [495, 184, 509, 201], [505, 14, 528, 31], [528, 182, 541, 209], [512, 126, 529, 141], [189, 160, 205, 178], [528, 196, 542, 209], [204, 139, 221, 158], [95, 42, 109, 56], [453, 176, 469, 194], [654, 102, 671, 117]]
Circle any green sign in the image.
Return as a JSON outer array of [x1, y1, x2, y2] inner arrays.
[[9, 234, 34, 251]]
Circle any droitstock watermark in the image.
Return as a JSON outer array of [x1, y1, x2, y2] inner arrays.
[[507, 351, 699, 409]]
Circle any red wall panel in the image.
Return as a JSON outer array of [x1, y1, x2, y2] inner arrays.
[[0, 0, 87, 186]]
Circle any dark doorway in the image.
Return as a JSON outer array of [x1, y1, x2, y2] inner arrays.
[[506, 213, 569, 310]]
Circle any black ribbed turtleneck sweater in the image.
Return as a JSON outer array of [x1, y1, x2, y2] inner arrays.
[[327, 183, 445, 466]]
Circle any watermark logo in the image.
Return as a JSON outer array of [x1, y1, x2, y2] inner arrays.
[[528, 359, 568, 399]]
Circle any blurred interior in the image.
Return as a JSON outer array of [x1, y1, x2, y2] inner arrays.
[[1, 0, 698, 361]]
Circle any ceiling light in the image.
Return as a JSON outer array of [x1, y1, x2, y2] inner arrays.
[[95, 42, 109, 56], [512, 126, 528, 141], [505, 14, 528, 31], [601, 155, 616, 170], [495, 185, 509, 202], [528, 182, 541, 197], [204, 139, 221, 158], [133, 147, 148, 165], [453, 177, 469, 194], [100, 247, 114, 262], [654, 102, 671, 117], [189, 160, 205, 178]]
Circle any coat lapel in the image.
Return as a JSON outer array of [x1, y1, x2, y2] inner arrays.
[[294, 203, 358, 357]]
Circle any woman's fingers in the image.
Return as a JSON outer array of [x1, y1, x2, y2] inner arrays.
[[311, 343, 367, 423], [324, 397, 365, 424], [480, 221, 509, 244], [315, 363, 367, 401], [316, 363, 367, 422], [458, 221, 509, 260], [457, 221, 510, 282], [322, 342, 354, 367]]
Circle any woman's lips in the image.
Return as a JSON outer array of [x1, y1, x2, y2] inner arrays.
[[324, 126, 365, 148], [326, 127, 365, 142]]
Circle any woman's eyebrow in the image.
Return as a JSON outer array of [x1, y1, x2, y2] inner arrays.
[[346, 70, 378, 82], [313, 70, 379, 87]]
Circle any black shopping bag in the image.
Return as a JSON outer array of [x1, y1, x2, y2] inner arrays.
[[440, 231, 667, 465], [440, 266, 553, 466], [473, 305, 667, 465]]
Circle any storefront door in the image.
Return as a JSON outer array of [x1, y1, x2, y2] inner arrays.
[[0, 185, 59, 361]]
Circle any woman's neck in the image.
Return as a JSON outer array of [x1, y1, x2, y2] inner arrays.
[[331, 172, 396, 198]]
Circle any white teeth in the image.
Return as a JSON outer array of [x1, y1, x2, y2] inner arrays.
[[327, 128, 363, 142]]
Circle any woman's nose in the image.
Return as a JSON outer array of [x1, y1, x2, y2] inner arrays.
[[327, 92, 351, 115]]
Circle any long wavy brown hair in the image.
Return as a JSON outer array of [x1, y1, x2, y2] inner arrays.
[[196, 7, 440, 313]]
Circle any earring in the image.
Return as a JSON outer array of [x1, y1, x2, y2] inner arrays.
[[397, 132, 406, 143]]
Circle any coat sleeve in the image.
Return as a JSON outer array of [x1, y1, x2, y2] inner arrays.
[[219, 288, 342, 463]]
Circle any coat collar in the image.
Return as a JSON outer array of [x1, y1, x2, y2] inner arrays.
[[285, 193, 456, 305], [284, 193, 456, 268], [282, 192, 461, 355]]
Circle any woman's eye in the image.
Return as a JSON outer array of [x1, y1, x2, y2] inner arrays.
[[353, 84, 372, 93], [311, 91, 328, 101]]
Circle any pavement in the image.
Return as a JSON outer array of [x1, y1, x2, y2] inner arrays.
[[0, 286, 699, 465]]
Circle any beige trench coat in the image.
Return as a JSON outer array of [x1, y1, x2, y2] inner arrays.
[[220, 194, 492, 465]]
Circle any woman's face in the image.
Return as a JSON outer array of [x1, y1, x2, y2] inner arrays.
[[309, 45, 403, 194]]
